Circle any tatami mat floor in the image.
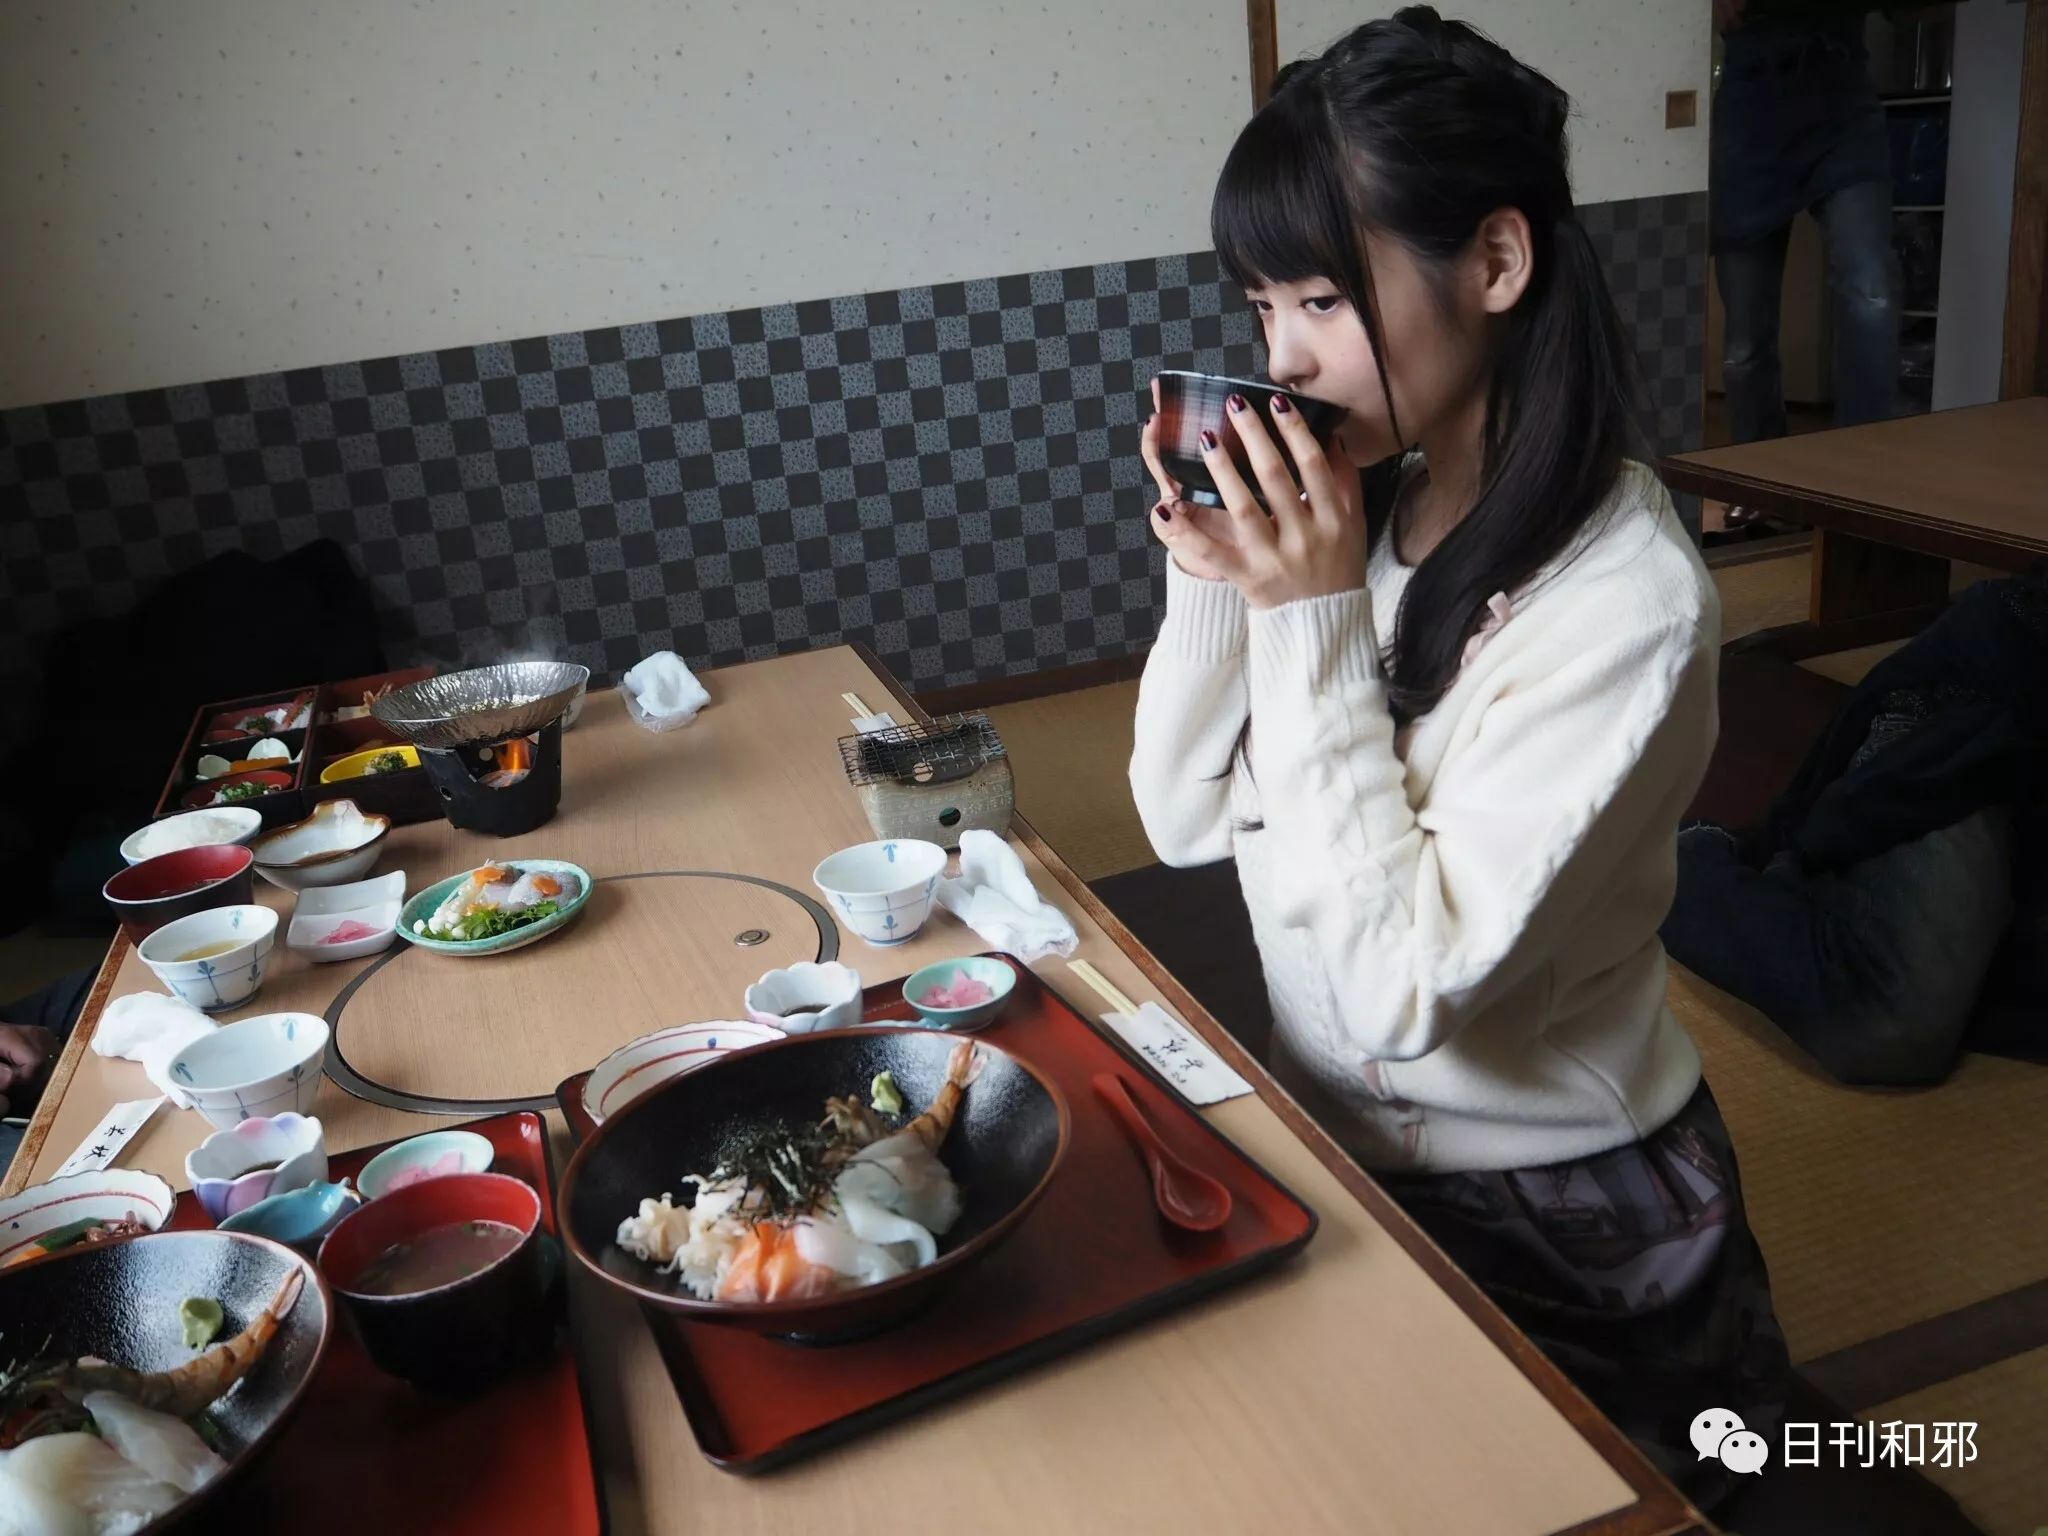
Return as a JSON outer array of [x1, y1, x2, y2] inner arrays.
[[992, 550, 2046, 1536]]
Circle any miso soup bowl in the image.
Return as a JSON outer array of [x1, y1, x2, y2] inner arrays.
[[104, 844, 258, 944], [1150, 369, 1348, 509], [317, 1172, 551, 1390]]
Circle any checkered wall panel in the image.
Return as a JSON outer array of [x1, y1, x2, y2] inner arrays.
[[0, 192, 1706, 700]]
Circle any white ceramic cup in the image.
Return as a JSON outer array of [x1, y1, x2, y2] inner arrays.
[[136, 904, 279, 1012], [166, 1012, 331, 1130], [812, 839, 948, 948]]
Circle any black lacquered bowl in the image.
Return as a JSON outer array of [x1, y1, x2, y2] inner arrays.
[[561, 1027, 1069, 1338], [0, 1230, 331, 1532], [1152, 369, 1348, 508]]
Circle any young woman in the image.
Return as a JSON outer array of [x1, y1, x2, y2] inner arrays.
[[1131, 8, 1789, 1507]]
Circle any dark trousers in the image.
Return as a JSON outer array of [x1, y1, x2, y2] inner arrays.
[[1662, 814, 2012, 1085], [1716, 178, 1903, 444]]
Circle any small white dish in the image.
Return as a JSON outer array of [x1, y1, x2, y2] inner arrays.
[[582, 1020, 785, 1125], [812, 839, 949, 948], [0, 1170, 176, 1267], [120, 805, 264, 866], [136, 904, 279, 1012], [166, 1011, 330, 1130], [744, 961, 864, 1035], [185, 1112, 328, 1221], [251, 799, 389, 892], [356, 1130, 495, 1200], [287, 871, 406, 962]]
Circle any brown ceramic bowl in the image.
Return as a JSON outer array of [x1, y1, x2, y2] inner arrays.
[[102, 843, 258, 942], [560, 1027, 1069, 1340]]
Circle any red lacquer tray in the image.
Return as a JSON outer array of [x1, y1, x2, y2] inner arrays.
[[170, 1111, 606, 1533], [556, 964, 1316, 1473]]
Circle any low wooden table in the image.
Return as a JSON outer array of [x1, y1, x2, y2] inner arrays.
[[1663, 397, 2048, 658], [9, 645, 1704, 1536]]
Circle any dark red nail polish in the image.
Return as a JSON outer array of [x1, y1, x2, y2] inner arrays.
[[1155, 502, 1172, 522], [1227, 393, 1248, 414], [1199, 429, 1219, 451], [1272, 394, 1293, 415]]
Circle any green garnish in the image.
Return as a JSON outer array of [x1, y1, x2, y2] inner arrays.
[[179, 1297, 224, 1349], [870, 1071, 904, 1116], [216, 782, 264, 804], [31, 1219, 103, 1254], [365, 751, 407, 775], [446, 900, 559, 942]]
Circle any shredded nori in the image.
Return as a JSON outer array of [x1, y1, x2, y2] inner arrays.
[[700, 1119, 840, 1220]]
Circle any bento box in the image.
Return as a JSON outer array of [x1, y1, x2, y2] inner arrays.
[[152, 668, 445, 829]]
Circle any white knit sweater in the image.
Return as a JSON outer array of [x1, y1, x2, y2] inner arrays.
[[1130, 464, 1718, 1173]]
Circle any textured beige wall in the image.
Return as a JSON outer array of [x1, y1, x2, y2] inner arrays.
[[1280, 0, 1711, 205], [0, 0, 1247, 408]]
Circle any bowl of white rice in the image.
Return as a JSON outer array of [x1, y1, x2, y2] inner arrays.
[[120, 805, 266, 866]]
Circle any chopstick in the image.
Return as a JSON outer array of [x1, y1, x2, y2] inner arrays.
[[1068, 959, 1140, 1018], [842, 691, 873, 716]]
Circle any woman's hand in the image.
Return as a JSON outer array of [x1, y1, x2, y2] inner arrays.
[[1150, 391, 1366, 610], [1141, 380, 1251, 585]]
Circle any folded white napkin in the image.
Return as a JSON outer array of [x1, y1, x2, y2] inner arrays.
[[619, 651, 712, 732], [94, 992, 217, 1108], [935, 830, 1079, 962]]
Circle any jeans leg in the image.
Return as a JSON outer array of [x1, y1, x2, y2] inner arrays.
[[1813, 178, 1903, 427], [1715, 228, 1791, 445], [1664, 826, 1831, 1029], [1665, 815, 2013, 1086]]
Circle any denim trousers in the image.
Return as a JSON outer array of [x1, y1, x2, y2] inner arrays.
[[1662, 813, 2012, 1086], [1714, 177, 1902, 443]]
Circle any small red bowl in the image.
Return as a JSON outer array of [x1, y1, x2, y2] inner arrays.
[[103, 844, 257, 942], [319, 1172, 553, 1390], [182, 769, 294, 811]]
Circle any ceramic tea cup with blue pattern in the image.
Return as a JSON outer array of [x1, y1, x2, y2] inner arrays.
[[166, 1012, 331, 1130], [136, 904, 279, 1011], [812, 839, 948, 948]]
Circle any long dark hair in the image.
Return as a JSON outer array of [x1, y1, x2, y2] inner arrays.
[[1212, 6, 1638, 722]]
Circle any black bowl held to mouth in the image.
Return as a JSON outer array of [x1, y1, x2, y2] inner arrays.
[[560, 1027, 1070, 1341], [1150, 369, 1349, 509]]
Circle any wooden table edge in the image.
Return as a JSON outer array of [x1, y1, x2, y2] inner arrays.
[[4, 929, 131, 1198], [1658, 455, 2048, 572], [852, 641, 1710, 1536]]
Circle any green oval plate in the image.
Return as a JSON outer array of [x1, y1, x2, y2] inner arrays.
[[395, 859, 594, 957]]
